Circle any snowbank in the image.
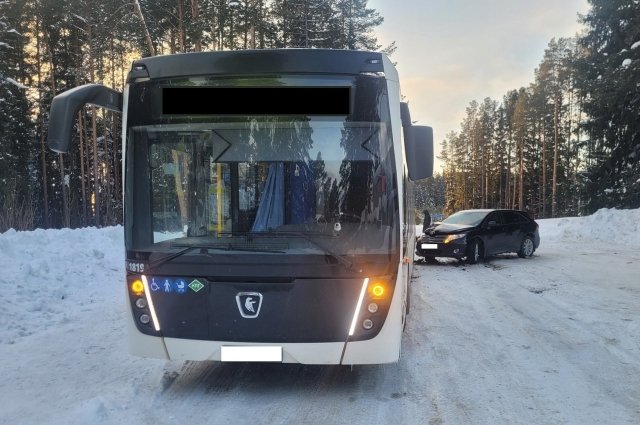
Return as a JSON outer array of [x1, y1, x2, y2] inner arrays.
[[539, 208, 640, 247], [0, 226, 123, 345]]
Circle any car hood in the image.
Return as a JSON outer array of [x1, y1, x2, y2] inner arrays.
[[426, 223, 475, 235]]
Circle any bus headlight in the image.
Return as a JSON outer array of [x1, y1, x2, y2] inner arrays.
[[348, 278, 369, 336], [348, 276, 394, 339], [141, 275, 161, 331]]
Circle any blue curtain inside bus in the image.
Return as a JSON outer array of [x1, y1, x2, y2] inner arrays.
[[251, 163, 284, 231]]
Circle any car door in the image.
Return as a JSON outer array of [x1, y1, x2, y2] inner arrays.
[[481, 211, 506, 256], [502, 211, 525, 252]]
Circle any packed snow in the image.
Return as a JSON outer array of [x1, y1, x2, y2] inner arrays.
[[0, 208, 638, 424]]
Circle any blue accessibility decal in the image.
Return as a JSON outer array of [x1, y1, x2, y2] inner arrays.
[[173, 278, 188, 294], [148, 276, 196, 295], [149, 277, 161, 292], [161, 278, 173, 293]]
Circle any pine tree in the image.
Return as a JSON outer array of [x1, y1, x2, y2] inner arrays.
[[441, 132, 460, 215], [493, 104, 510, 209], [0, 0, 36, 231], [477, 98, 497, 208], [334, 0, 383, 50], [575, 0, 640, 211], [511, 90, 527, 211]]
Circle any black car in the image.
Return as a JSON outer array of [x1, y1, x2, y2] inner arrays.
[[416, 209, 540, 264]]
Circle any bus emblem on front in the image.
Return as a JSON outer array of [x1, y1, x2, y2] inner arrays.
[[236, 292, 263, 318]]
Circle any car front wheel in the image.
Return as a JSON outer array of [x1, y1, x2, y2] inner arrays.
[[466, 239, 482, 264], [517, 236, 535, 258]]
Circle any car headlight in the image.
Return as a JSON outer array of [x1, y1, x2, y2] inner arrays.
[[444, 233, 466, 244]]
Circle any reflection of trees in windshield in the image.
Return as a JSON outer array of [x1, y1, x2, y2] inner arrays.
[[339, 76, 390, 225], [147, 115, 395, 243], [150, 141, 187, 234], [246, 117, 314, 163], [309, 151, 340, 221]]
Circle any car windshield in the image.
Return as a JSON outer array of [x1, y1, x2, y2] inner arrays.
[[442, 210, 489, 226]]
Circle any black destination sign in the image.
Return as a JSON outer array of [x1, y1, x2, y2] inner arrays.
[[162, 87, 351, 115]]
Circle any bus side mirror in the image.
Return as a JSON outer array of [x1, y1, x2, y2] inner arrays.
[[400, 102, 411, 127], [48, 84, 122, 153], [405, 125, 434, 180]]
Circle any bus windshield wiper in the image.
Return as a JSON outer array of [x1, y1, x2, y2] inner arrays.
[[258, 230, 354, 271], [148, 245, 199, 271], [147, 243, 285, 271]]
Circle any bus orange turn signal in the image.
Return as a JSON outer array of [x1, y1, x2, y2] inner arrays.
[[130, 279, 144, 295], [371, 284, 385, 297]]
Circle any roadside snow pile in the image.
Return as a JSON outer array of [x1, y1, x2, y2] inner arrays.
[[539, 207, 640, 247], [0, 226, 123, 344]]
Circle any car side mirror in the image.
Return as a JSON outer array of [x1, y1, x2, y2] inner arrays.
[[486, 220, 497, 228]]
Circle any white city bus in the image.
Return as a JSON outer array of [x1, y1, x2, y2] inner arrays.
[[48, 49, 433, 365]]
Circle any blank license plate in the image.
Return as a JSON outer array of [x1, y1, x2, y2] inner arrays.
[[421, 243, 438, 250], [221, 346, 283, 362]]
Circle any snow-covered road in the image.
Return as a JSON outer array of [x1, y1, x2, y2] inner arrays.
[[410, 239, 640, 424], [1, 209, 639, 424]]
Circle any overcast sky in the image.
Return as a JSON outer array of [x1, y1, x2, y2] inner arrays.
[[368, 0, 590, 170]]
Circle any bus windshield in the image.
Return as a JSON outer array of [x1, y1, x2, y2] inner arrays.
[[124, 75, 398, 261]]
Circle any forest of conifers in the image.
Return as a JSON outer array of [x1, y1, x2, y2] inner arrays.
[[434, 1, 639, 218], [0, 0, 638, 232], [0, 0, 390, 231]]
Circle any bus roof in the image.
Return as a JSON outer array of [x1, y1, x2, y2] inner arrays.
[[127, 49, 394, 83]]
